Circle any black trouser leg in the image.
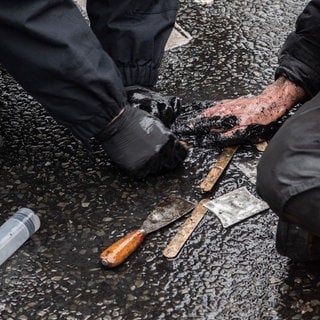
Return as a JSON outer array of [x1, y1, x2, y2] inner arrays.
[[0, 0, 126, 142], [257, 92, 320, 237], [86, 0, 179, 87], [284, 189, 320, 237]]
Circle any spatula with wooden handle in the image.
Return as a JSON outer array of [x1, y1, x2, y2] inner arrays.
[[100, 195, 195, 268]]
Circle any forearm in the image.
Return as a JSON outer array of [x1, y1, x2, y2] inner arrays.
[[262, 76, 307, 113], [0, 1, 125, 142]]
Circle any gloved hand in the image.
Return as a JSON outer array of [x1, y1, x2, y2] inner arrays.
[[97, 105, 188, 178], [173, 77, 307, 147], [125, 86, 181, 127]]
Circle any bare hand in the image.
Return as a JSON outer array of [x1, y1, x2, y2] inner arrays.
[[175, 77, 306, 146]]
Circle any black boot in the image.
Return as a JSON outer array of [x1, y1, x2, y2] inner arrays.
[[276, 219, 320, 261]]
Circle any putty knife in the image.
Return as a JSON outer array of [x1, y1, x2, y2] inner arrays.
[[100, 195, 195, 268]]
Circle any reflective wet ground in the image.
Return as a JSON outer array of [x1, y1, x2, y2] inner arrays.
[[1, 0, 320, 319]]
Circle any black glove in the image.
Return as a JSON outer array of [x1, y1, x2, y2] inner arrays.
[[97, 105, 188, 178], [125, 86, 181, 127]]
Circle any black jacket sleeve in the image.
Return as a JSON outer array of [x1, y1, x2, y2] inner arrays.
[[0, 0, 125, 143], [276, 0, 320, 97]]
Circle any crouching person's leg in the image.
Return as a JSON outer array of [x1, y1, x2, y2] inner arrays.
[[257, 92, 320, 261]]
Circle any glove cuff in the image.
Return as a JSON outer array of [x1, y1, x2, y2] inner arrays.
[[96, 105, 131, 142]]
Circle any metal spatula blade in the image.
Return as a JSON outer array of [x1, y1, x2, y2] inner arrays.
[[141, 195, 196, 234], [100, 195, 195, 268]]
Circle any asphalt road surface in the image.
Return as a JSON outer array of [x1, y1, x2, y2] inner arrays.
[[1, 1, 319, 319]]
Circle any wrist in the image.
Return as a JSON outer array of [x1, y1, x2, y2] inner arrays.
[[262, 77, 307, 112], [96, 106, 128, 142]]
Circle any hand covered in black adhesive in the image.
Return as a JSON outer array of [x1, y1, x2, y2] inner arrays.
[[125, 86, 181, 127], [173, 77, 307, 146]]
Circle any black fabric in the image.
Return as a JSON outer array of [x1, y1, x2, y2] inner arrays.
[[256, 92, 320, 234], [275, 219, 320, 261], [276, 0, 320, 97], [0, 0, 125, 142], [0, 0, 177, 143], [284, 189, 320, 238], [87, 0, 179, 87]]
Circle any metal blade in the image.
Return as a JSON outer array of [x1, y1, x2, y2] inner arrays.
[[141, 195, 195, 235]]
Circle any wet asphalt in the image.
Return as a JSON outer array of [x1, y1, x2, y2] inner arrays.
[[1, 0, 320, 319]]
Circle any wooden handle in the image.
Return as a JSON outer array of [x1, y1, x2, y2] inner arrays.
[[163, 199, 209, 258], [100, 229, 145, 268], [200, 146, 238, 192]]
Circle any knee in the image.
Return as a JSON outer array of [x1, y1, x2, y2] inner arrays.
[[256, 145, 286, 216], [256, 124, 302, 216], [257, 103, 320, 216], [257, 131, 320, 220]]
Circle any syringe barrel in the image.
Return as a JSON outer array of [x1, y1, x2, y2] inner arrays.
[[0, 208, 40, 266]]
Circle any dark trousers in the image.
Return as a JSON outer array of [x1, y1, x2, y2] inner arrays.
[[257, 93, 320, 237], [0, 0, 178, 142]]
